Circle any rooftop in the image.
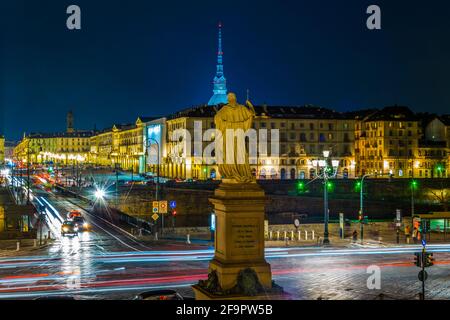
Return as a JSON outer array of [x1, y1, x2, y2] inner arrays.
[[27, 131, 95, 139], [168, 104, 354, 120], [363, 106, 418, 122]]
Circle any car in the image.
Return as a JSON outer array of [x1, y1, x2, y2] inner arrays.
[[61, 221, 79, 237], [67, 210, 82, 220], [72, 216, 89, 231], [134, 290, 186, 300]]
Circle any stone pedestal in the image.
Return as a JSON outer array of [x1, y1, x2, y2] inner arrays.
[[193, 182, 284, 299]]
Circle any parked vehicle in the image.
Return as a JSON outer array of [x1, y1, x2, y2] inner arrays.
[[134, 290, 187, 300]]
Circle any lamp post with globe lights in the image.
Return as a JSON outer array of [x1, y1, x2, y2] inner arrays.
[[312, 150, 339, 245]]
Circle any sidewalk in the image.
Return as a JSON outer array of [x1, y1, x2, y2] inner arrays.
[[0, 239, 55, 257]]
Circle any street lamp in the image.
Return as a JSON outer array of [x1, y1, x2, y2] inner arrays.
[[410, 179, 418, 233], [145, 137, 160, 201], [315, 150, 339, 245], [145, 136, 162, 234], [359, 173, 373, 244], [26, 139, 43, 204], [359, 171, 394, 243]]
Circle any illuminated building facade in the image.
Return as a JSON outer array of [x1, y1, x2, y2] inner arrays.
[[355, 107, 448, 178], [89, 117, 165, 174], [89, 125, 118, 168], [0, 136, 4, 164], [165, 105, 356, 180], [14, 131, 93, 165]]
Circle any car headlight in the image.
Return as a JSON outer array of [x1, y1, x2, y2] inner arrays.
[[83, 223, 89, 228], [63, 227, 69, 232]]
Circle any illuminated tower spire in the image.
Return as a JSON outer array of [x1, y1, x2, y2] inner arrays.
[[208, 22, 228, 106]]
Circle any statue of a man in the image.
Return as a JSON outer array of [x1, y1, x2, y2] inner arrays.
[[214, 92, 256, 183]]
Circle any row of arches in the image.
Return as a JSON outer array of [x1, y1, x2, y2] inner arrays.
[[251, 168, 350, 180]]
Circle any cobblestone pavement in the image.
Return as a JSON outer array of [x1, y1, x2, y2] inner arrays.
[[271, 251, 450, 300], [93, 249, 450, 300]]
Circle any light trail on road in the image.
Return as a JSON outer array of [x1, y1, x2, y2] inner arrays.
[[2, 180, 449, 300]]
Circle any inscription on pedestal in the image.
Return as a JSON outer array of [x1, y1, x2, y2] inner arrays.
[[231, 218, 259, 256]]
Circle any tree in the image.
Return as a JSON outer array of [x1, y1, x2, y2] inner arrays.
[[425, 181, 449, 211]]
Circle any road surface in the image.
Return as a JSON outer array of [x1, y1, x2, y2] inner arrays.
[[1, 182, 450, 300]]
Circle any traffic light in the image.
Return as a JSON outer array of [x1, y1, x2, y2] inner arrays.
[[172, 210, 177, 216], [354, 181, 361, 192], [414, 253, 422, 267], [410, 180, 418, 190], [326, 181, 334, 192], [358, 211, 363, 222], [297, 181, 306, 194], [424, 252, 434, 267]]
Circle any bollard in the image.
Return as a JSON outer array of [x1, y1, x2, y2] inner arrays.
[[154, 232, 158, 241], [305, 230, 308, 241], [312, 230, 315, 240], [16, 242, 20, 251], [407, 237, 410, 244], [284, 231, 287, 240], [291, 231, 294, 240], [139, 229, 142, 237], [33, 239, 37, 247], [285, 236, 289, 246], [277, 231, 280, 241], [187, 234, 191, 244], [269, 231, 273, 240], [298, 230, 301, 241]]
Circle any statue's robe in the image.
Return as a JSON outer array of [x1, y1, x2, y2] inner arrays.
[[214, 104, 256, 183]]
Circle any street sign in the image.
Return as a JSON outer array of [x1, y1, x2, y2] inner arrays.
[[169, 200, 177, 209], [418, 270, 428, 282], [339, 213, 344, 239], [422, 239, 427, 247], [151, 213, 159, 221], [159, 201, 168, 214], [339, 213, 344, 229], [396, 209, 401, 222], [294, 219, 300, 228], [152, 201, 159, 213]]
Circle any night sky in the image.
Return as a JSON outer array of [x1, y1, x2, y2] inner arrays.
[[1, 0, 450, 140]]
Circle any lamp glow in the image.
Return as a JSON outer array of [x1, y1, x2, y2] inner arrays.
[[94, 189, 106, 199]]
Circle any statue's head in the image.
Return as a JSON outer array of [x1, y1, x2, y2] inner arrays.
[[227, 92, 237, 105]]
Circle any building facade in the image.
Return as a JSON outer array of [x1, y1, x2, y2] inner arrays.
[[13, 131, 93, 166], [88, 117, 165, 174], [0, 136, 4, 164], [164, 104, 356, 180], [355, 107, 448, 178]]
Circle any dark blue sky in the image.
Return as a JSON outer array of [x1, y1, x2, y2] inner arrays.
[[1, 0, 450, 140]]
